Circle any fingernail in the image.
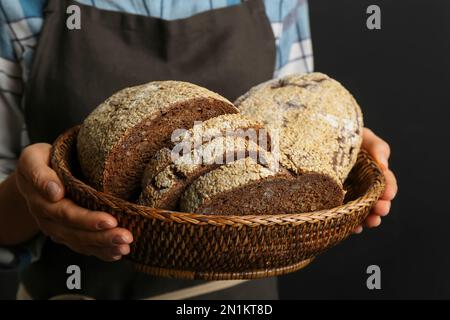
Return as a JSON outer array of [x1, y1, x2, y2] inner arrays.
[[97, 220, 115, 230], [381, 202, 391, 216], [376, 216, 382, 226], [113, 246, 129, 255], [379, 158, 389, 170], [354, 226, 363, 234], [46, 181, 60, 200], [113, 235, 130, 245], [112, 255, 122, 261]]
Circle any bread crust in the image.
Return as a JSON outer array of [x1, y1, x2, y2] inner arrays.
[[77, 81, 237, 200], [236, 72, 363, 186]]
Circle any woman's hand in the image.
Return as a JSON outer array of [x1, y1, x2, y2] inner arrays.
[[15, 143, 133, 261], [354, 128, 398, 233]]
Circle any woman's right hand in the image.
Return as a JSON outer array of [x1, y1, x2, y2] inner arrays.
[[15, 143, 133, 261]]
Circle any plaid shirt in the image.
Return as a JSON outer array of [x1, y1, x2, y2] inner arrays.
[[0, 0, 312, 269]]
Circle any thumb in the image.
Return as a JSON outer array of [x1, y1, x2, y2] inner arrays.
[[18, 143, 65, 202], [362, 128, 390, 169]]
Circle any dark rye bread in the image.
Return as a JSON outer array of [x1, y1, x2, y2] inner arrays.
[[77, 81, 237, 200], [179, 157, 344, 215], [178, 73, 363, 215], [137, 114, 271, 209], [236, 72, 363, 186], [137, 137, 263, 210]]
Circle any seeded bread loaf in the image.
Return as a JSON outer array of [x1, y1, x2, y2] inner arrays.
[[178, 73, 362, 215], [179, 157, 344, 215], [137, 113, 270, 209], [77, 81, 237, 200], [236, 72, 363, 186]]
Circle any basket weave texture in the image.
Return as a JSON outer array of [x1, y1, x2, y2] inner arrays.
[[51, 126, 386, 280]]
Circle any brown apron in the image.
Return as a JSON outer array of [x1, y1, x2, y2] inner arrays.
[[21, 0, 277, 299]]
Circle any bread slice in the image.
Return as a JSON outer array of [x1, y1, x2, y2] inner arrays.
[[236, 72, 363, 186], [138, 114, 272, 209], [179, 157, 344, 215], [171, 113, 271, 153], [77, 81, 237, 200]]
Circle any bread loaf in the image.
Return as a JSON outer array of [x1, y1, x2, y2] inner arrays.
[[77, 81, 237, 200], [178, 73, 363, 215], [179, 156, 344, 215], [236, 72, 363, 186], [138, 113, 270, 209]]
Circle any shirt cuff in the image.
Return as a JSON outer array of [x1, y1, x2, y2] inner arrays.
[[0, 158, 17, 183], [0, 234, 46, 271]]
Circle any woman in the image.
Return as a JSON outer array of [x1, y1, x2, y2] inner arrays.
[[0, 0, 397, 299]]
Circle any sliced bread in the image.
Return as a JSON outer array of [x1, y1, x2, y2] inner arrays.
[[179, 157, 344, 215], [77, 81, 237, 200], [138, 113, 271, 209]]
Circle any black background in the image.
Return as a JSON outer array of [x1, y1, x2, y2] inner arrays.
[[1, 0, 450, 299], [278, 0, 450, 299]]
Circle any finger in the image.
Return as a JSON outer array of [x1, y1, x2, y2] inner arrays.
[[353, 225, 363, 234], [58, 242, 124, 262], [17, 144, 65, 202], [110, 244, 131, 256], [42, 220, 133, 247], [371, 200, 391, 216], [364, 214, 382, 228], [93, 251, 123, 262], [362, 128, 391, 169], [380, 169, 398, 201], [51, 198, 117, 231], [96, 254, 122, 262], [76, 245, 130, 261], [30, 195, 117, 231]]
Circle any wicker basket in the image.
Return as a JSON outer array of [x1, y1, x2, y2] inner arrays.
[[50, 126, 386, 280]]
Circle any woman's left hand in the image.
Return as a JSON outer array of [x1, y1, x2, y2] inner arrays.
[[354, 128, 398, 233]]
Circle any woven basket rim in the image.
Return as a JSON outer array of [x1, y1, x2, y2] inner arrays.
[[51, 125, 386, 226]]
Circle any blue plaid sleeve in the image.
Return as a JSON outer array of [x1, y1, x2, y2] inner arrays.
[[0, 0, 45, 183], [265, 0, 313, 77], [0, 0, 46, 270]]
